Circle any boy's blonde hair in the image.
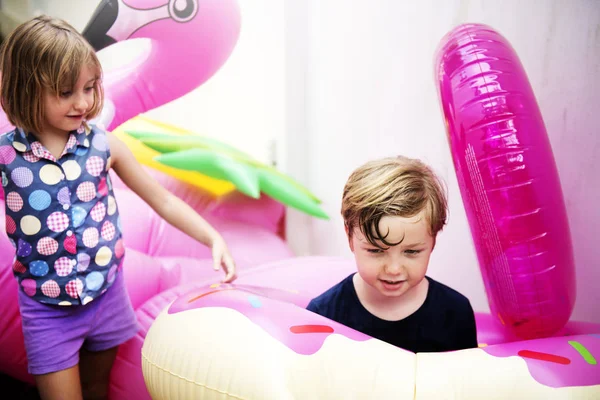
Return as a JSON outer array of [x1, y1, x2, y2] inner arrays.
[[0, 15, 103, 134], [342, 156, 448, 248]]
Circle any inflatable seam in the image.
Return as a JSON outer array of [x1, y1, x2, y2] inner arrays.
[[141, 352, 247, 400]]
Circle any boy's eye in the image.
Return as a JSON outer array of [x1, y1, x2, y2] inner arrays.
[[366, 248, 384, 254], [405, 249, 422, 255]]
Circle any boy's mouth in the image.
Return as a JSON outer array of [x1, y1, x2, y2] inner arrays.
[[381, 279, 405, 285]]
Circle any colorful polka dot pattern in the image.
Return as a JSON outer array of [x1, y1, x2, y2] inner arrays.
[[0, 125, 124, 305]]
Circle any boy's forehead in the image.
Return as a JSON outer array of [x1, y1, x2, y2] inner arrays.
[[353, 213, 432, 245]]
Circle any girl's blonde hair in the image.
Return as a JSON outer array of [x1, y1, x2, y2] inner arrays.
[[0, 15, 103, 134], [342, 156, 448, 248]]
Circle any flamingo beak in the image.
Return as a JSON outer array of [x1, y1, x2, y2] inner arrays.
[[82, 0, 119, 51]]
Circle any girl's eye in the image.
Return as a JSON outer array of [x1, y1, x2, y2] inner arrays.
[[84, 87, 94, 92], [60, 91, 71, 98]]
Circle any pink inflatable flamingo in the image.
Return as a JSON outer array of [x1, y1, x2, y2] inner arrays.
[[0, 1, 295, 398], [0, 0, 242, 132], [83, 0, 242, 131]]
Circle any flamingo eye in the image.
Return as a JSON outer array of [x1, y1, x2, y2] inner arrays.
[[169, 0, 198, 23]]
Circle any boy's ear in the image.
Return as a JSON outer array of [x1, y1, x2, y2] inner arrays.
[[345, 224, 354, 252]]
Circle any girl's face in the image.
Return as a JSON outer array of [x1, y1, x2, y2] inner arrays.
[[42, 64, 97, 136]]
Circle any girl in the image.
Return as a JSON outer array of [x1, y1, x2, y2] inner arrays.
[[0, 15, 236, 400]]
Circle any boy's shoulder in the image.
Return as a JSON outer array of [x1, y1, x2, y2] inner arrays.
[[418, 277, 478, 351], [307, 273, 355, 312], [425, 276, 474, 313]]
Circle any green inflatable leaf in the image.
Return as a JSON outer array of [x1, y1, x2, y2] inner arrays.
[[127, 130, 323, 203], [125, 129, 328, 218], [155, 149, 260, 199], [258, 168, 329, 219], [125, 130, 255, 162]]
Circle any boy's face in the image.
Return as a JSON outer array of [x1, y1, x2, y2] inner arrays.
[[348, 212, 434, 299]]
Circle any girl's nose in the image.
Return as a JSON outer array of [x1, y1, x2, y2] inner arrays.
[[74, 94, 89, 111]]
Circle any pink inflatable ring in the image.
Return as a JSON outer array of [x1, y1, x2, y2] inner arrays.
[[435, 24, 576, 340]]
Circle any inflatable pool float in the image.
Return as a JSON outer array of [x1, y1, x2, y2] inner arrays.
[[141, 257, 600, 399]]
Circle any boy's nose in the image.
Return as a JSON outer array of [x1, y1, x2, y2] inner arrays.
[[384, 262, 404, 275]]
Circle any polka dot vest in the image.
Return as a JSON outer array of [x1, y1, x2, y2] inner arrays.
[[0, 124, 124, 305]]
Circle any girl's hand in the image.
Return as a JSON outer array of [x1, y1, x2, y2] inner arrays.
[[107, 132, 238, 283], [211, 236, 237, 283]]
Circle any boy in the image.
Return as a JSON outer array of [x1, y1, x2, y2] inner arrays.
[[307, 156, 477, 353]]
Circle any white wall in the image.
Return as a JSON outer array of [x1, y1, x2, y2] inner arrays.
[[0, 0, 100, 36], [285, 0, 600, 323]]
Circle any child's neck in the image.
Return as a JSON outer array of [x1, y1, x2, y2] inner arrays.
[[353, 273, 429, 321], [33, 129, 70, 160]]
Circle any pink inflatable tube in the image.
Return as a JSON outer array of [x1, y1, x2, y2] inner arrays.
[[140, 257, 600, 399], [435, 24, 576, 340]]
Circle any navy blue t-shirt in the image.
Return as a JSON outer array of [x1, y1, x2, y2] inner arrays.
[[307, 274, 478, 353]]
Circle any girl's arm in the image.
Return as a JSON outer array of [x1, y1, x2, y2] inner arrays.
[[107, 132, 236, 282]]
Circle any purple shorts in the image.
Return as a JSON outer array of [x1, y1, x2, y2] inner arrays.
[[18, 272, 140, 375]]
